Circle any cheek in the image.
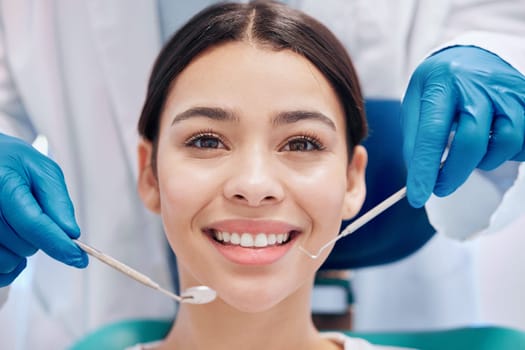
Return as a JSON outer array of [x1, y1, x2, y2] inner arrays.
[[155, 156, 222, 247], [289, 161, 348, 237]]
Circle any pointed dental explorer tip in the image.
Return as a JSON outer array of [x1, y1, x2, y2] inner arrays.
[[73, 239, 216, 304], [299, 186, 407, 260]]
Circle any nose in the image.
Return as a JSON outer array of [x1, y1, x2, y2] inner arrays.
[[223, 150, 284, 207]]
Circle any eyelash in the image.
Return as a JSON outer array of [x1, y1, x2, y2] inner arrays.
[[282, 133, 326, 152], [184, 130, 325, 152], [184, 129, 227, 149]]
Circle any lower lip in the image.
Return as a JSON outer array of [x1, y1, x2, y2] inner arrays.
[[208, 235, 297, 266]]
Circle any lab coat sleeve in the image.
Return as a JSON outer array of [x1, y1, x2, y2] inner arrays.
[[0, 13, 36, 141], [436, 0, 525, 74], [420, 0, 525, 240], [0, 11, 37, 309]]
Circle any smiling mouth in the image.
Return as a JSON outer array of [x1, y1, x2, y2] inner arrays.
[[204, 228, 301, 248]]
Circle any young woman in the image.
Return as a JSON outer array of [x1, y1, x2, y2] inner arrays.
[[134, 1, 408, 349]]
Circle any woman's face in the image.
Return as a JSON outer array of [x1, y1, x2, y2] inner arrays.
[[138, 41, 366, 312]]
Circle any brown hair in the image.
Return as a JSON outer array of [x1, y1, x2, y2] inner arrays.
[[138, 0, 367, 168]]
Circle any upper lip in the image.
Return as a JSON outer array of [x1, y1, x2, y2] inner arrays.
[[203, 219, 302, 235]]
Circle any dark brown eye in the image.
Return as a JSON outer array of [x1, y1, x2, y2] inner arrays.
[[186, 133, 225, 149], [195, 136, 220, 148], [282, 136, 324, 152]]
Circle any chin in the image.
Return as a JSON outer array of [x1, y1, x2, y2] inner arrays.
[[217, 282, 291, 313]]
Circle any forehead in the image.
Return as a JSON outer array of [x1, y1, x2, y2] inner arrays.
[[162, 41, 345, 128]]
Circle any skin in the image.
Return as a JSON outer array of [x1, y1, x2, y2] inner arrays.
[[137, 41, 367, 350]]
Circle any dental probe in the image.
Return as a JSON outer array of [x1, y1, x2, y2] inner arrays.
[[73, 239, 217, 304], [299, 186, 407, 259]]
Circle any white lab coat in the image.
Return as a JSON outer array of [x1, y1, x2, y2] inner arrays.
[[293, 0, 525, 331], [0, 0, 524, 348], [0, 1, 175, 348]]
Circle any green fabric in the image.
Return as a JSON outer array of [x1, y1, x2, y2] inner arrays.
[[350, 327, 525, 350], [69, 319, 525, 350], [69, 319, 172, 350]]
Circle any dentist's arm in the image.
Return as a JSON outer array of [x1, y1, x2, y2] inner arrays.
[[0, 133, 88, 287], [402, 45, 525, 208], [0, 17, 87, 287]]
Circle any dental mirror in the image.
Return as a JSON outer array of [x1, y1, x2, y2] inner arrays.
[[73, 239, 217, 304]]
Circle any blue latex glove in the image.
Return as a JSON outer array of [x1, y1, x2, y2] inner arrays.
[[0, 133, 87, 286], [402, 46, 525, 207]]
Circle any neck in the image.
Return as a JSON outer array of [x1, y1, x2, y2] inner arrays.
[[159, 281, 330, 350]]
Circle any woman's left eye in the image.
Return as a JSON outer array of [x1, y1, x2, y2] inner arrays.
[[281, 136, 325, 152]]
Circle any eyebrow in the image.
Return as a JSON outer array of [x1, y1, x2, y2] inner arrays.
[[272, 110, 336, 131], [172, 107, 239, 125], [172, 106, 336, 131]]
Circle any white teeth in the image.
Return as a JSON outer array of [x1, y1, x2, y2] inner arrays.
[[230, 233, 241, 245], [254, 233, 268, 247], [212, 230, 294, 247], [240, 233, 254, 247]]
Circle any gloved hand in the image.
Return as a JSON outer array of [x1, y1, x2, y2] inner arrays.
[[0, 133, 87, 287], [402, 46, 525, 208]]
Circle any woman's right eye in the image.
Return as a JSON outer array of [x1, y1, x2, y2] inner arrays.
[[185, 133, 226, 149]]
